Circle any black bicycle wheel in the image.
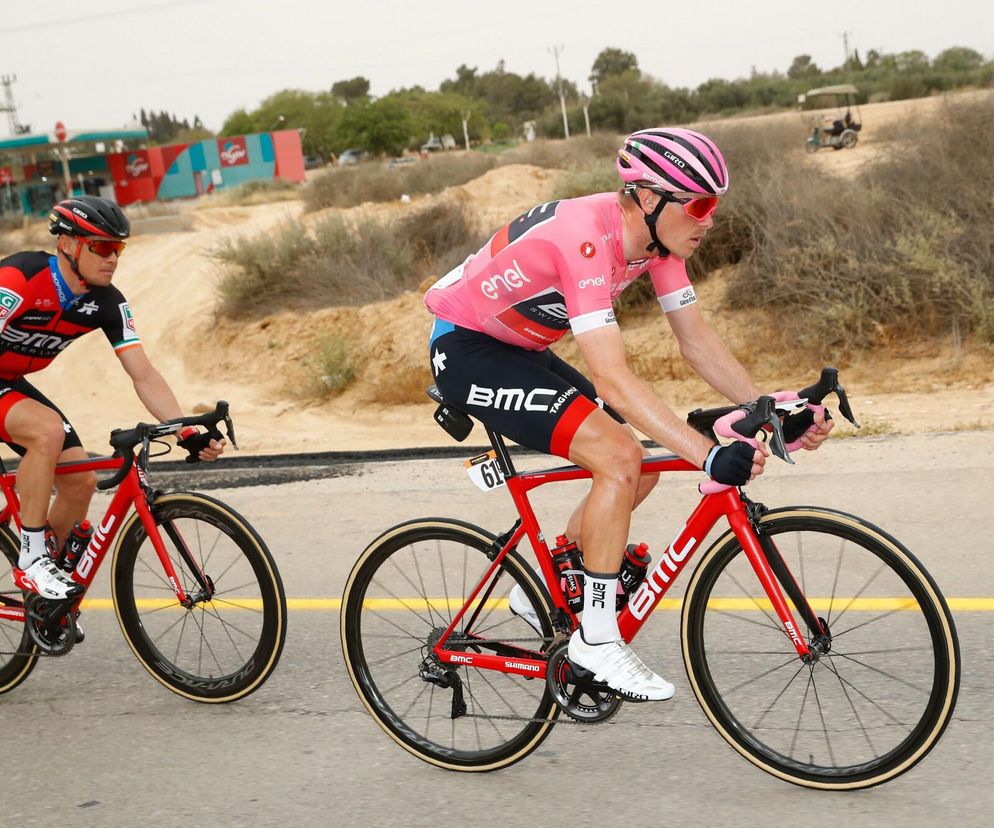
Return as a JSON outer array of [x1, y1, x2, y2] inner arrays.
[[682, 507, 959, 789], [111, 493, 286, 703], [342, 518, 560, 771], [0, 526, 38, 694]]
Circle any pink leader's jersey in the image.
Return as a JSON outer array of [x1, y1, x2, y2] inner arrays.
[[424, 192, 697, 350]]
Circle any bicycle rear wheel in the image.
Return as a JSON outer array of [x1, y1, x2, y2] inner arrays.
[[0, 526, 38, 694], [111, 493, 287, 703], [342, 518, 559, 771], [682, 507, 959, 789]]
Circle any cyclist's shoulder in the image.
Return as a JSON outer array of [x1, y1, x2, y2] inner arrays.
[[0, 250, 50, 283]]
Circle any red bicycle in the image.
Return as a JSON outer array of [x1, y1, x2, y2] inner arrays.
[[341, 369, 960, 788], [0, 402, 286, 703]]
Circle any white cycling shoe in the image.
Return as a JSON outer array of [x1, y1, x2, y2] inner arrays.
[[567, 629, 675, 702], [508, 584, 544, 634], [12, 557, 84, 601]]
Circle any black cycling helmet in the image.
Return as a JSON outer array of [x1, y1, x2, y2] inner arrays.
[[48, 195, 130, 240]]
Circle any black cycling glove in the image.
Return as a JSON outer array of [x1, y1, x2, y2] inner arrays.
[[782, 408, 832, 444], [703, 442, 756, 486], [177, 430, 215, 464]]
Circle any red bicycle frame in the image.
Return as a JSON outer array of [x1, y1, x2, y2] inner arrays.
[[431, 452, 817, 678], [0, 453, 205, 624]]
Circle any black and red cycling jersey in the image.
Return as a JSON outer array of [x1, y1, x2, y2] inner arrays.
[[0, 250, 141, 380]]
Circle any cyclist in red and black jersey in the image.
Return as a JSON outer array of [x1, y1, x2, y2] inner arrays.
[[0, 196, 224, 608]]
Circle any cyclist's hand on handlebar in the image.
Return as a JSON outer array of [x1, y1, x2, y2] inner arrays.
[[703, 441, 768, 486], [782, 407, 834, 452], [178, 427, 227, 463]]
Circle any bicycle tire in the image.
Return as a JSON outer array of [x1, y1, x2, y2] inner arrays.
[[0, 525, 39, 693], [682, 506, 959, 790], [111, 493, 287, 703], [342, 518, 559, 771]]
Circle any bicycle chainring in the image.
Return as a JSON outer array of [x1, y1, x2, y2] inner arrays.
[[24, 595, 76, 657], [545, 642, 622, 723]]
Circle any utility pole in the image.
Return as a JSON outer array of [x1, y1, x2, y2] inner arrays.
[[549, 45, 570, 139], [0, 75, 23, 136], [580, 93, 591, 138], [461, 110, 471, 151], [840, 31, 852, 66]]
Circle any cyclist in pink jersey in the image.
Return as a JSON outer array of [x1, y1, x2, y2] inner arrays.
[[425, 127, 833, 701]]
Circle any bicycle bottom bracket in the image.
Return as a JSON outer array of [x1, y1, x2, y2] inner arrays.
[[545, 642, 621, 723], [25, 595, 77, 656]]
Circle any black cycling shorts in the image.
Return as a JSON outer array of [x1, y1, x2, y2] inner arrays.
[[0, 377, 83, 456], [429, 321, 624, 458]]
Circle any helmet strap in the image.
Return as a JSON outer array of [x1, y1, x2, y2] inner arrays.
[[640, 196, 670, 257], [70, 239, 91, 288]]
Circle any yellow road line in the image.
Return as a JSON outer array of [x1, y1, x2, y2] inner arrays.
[[78, 597, 994, 612]]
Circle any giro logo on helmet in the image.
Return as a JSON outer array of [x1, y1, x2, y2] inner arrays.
[[72, 207, 89, 219], [663, 150, 686, 169]]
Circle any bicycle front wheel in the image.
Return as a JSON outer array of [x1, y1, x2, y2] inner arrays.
[[342, 518, 559, 771], [0, 526, 38, 694], [682, 507, 959, 790], [111, 493, 287, 703]]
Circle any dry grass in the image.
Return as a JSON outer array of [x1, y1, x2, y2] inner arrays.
[[214, 197, 488, 318], [303, 153, 496, 212]]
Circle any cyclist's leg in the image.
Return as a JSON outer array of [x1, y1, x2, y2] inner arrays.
[[2, 380, 91, 546], [543, 352, 659, 542], [48, 445, 95, 545]]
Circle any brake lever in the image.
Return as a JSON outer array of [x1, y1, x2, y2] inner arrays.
[[729, 396, 794, 465], [223, 413, 239, 450]]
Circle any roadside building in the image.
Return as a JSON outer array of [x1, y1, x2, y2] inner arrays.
[[0, 124, 305, 217]]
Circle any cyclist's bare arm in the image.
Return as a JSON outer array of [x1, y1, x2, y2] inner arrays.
[[117, 346, 225, 460], [665, 303, 762, 404], [574, 325, 763, 471]]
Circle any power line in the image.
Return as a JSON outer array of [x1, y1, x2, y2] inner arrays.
[[0, 0, 221, 36]]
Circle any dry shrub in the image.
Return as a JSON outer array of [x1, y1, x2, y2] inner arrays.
[[303, 152, 496, 212], [214, 198, 488, 318], [499, 132, 621, 170], [721, 96, 994, 352]]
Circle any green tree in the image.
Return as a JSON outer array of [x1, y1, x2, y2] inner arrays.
[[590, 47, 640, 87], [332, 76, 371, 103], [787, 54, 821, 79], [933, 46, 985, 73], [338, 98, 414, 156], [221, 108, 257, 136]]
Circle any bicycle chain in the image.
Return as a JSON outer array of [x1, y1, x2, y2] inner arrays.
[[443, 633, 618, 726]]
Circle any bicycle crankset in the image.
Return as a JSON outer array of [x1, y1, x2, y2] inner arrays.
[[545, 642, 622, 723], [24, 595, 77, 657]]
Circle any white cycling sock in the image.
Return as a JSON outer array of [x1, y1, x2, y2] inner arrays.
[[580, 569, 620, 644], [18, 527, 48, 570]]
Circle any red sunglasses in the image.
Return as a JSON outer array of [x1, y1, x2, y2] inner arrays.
[[84, 239, 127, 258], [658, 191, 720, 221]]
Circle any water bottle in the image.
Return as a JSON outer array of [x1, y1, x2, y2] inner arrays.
[[616, 542, 651, 611], [59, 520, 93, 574], [551, 535, 584, 613]]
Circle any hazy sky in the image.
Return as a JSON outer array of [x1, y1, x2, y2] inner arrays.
[[1, 0, 991, 136]]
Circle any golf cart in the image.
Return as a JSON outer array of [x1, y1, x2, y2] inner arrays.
[[799, 84, 863, 152]]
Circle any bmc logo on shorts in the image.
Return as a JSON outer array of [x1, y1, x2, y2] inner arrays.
[[467, 384, 577, 414]]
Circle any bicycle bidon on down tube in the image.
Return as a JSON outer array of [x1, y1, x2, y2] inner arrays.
[[0, 402, 287, 703], [341, 367, 960, 789]]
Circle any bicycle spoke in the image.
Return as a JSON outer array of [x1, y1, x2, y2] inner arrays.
[[437, 540, 453, 627], [363, 607, 430, 644], [367, 644, 425, 668], [826, 539, 844, 627], [725, 569, 792, 641], [710, 607, 786, 635], [369, 576, 434, 628], [721, 654, 803, 697], [830, 652, 932, 695], [830, 605, 917, 640], [408, 550, 440, 628], [808, 671, 837, 767], [752, 660, 808, 731], [830, 561, 887, 630], [819, 655, 878, 756]]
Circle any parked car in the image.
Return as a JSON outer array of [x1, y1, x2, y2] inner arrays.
[[420, 134, 457, 153], [303, 154, 325, 170], [338, 148, 368, 166]]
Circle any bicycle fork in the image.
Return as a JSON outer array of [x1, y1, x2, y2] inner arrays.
[[729, 499, 827, 662]]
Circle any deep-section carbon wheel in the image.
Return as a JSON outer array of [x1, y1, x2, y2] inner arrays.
[[112, 493, 286, 702], [682, 507, 959, 789], [342, 518, 559, 771]]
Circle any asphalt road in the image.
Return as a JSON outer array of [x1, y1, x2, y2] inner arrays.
[[1, 431, 992, 827]]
